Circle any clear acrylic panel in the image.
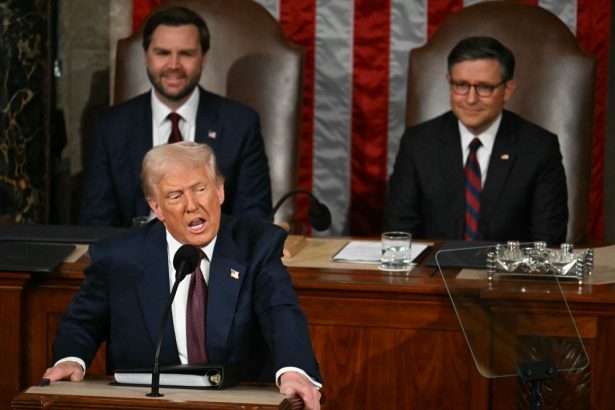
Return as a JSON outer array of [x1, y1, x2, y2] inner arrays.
[[435, 243, 589, 379]]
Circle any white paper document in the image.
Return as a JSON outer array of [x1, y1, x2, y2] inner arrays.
[[331, 240, 430, 264]]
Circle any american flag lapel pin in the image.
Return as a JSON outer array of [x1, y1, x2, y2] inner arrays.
[[501, 154, 510, 160], [230, 269, 239, 280], [208, 130, 217, 139]]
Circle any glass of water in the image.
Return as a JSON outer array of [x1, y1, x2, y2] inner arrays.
[[380, 231, 412, 271]]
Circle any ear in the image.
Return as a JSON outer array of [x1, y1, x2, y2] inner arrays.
[[147, 197, 165, 222], [216, 182, 225, 206], [503, 79, 516, 103]]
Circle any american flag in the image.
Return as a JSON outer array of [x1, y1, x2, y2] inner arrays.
[[133, 0, 611, 240]]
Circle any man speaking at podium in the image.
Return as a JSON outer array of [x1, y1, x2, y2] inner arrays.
[[44, 142, 322, 409], [385, 36, 568, 243]]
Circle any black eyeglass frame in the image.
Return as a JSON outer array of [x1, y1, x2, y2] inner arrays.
[[448, 79, 508, 97]]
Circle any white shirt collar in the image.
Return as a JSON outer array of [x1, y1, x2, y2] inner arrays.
[[165, 228, 216, 270], [151, 88, 200, 130], [458, 113, 502, 155]]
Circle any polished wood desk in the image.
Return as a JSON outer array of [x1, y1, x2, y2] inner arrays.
[[2, 240, 615, 409], [11, 379, 293, 409]]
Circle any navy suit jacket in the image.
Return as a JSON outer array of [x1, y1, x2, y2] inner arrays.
[[52, 216, 321, 383], [385, 110, 568, 243], [80, 88, 272, 227]]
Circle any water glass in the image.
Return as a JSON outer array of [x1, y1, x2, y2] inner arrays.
[[380, 231, 412, 271]]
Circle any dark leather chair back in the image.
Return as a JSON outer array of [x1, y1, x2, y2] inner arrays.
[[114, 0, 304, 226], [405, 2, 596, 243]]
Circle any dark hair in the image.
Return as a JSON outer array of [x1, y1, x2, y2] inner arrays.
[[142, 6, 210, 53], [447, 36, 515, 81]]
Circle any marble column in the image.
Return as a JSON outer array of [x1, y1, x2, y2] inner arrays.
[[0, 1, 50, 223]]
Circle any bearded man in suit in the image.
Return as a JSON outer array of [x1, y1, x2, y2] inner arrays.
[[385, 36, 567, 243], [80, 5, 271, 227], [46, 142, 322, 409]]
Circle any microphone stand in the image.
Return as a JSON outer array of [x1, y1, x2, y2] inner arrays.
[[270, 189, 331, 231], [146, 261, 190, 397]]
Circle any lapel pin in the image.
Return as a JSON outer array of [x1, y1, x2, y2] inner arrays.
[[208, 130, 217, 139], [501, 154, 510, 160], [230, 269, 239, 280]]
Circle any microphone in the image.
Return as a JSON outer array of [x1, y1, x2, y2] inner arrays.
[[270, 189, 331, 231], [147, 244, 200, 397]]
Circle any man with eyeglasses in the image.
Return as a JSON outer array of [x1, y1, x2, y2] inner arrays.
[[385, 36, 567, 243]]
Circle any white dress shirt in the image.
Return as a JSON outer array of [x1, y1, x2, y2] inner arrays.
[[151, 88, 199, 146], [458, 113, 502, 186]]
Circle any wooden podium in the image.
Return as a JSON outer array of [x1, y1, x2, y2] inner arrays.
[[11, 379, 297, 409], [5, 239, 615, 409]]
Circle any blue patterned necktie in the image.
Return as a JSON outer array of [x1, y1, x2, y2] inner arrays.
[[464, 138, 482, 241]]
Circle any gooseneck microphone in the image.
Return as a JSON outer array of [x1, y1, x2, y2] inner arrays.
[[147, 244, 200, 397], [270, 189, 332, 231]]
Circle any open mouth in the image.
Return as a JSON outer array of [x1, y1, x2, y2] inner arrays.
[[188, 217, 206, 233]]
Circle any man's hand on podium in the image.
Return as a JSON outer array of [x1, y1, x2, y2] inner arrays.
[[280, 371, 321, 410], [43, 360, 85, 382]]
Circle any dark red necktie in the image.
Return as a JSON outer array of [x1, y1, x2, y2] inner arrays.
[[167, 112, 183, 144], [186, 251, 208, 364], [464, 138, 482, 241]]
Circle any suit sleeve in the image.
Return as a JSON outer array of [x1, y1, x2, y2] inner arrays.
[[252, 227, 322, 383], [384, 128, 424, 235], [230, 114, 272, 219], [528, 136, 568, 243], [52, 254, 110, 367], [80, 117, 122, 226]]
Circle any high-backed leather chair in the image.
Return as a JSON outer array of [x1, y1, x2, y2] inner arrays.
[[405, 2, 596, 243], [114, 0, 304, 226]]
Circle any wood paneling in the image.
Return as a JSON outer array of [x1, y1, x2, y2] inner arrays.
[[3, 253, 615, 409]]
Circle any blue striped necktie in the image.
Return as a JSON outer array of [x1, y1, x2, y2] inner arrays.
[[464, 138, 482, 241]]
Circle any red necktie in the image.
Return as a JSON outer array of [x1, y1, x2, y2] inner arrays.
[[464, 138, 482, 241], [167, 112, 183, 144], [186, 251, 208, 364]]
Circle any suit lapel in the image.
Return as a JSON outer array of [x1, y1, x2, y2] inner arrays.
[[480, 112, 517, 234], [438, 113, 466, 236], [206, 218, 246, 362], [131, 93, 154, 216], [136, 221, 180, 363], [195, 88, 222, 148]]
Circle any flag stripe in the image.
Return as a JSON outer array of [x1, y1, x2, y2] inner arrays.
[[349, 0, 391, 234], [131, 0, 609, 241], [428, 0, 463, 38], [310, 0, 355, 235], [388, 0, 428, 176], [278, 0, 317, 229], [540, 0, 577, 33]]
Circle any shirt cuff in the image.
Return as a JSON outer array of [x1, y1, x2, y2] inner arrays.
[[55, 357, 87, 376], [276, 367, 322, 389]]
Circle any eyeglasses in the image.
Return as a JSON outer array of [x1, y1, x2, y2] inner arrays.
[[449, 80, 507, 97]]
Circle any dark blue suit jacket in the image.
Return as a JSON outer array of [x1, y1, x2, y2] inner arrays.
[[52, 216, 321, 383], [385, 110, 568, 243], [80, 88, 272, 227]]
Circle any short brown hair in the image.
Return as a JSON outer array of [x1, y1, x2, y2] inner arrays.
[[142, 6, 210, 53]]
